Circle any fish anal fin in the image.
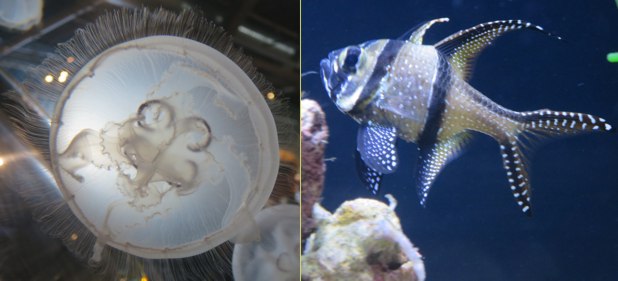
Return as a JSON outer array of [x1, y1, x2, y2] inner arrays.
[[499, 138, 533, 216], [407, 18, 449, 45], [415, 132, 472, 206], [356, 124, 398, 174], [434, 20, 558, 81]]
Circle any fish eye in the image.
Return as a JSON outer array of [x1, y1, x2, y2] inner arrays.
[[340, 46, 362, 73]]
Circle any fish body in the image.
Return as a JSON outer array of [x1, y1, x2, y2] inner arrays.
[[320, 18, 614, 216]]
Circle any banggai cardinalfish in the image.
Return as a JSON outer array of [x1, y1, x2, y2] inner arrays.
[[319, 18, 614, 216]]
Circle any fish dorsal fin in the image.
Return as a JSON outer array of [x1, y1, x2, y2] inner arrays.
[[356, 123, 398, 174], [407, 17, 450, 45], [355, 150, 383, 195], [415, 132, 472, 206], [434, 20, 558, 81]]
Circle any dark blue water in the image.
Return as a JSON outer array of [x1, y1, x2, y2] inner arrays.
[[302, 1, 618, 280]]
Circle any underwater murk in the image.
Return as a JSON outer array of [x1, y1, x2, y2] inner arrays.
[[0, 7, 299, 281], [302, 0, 618, 280]]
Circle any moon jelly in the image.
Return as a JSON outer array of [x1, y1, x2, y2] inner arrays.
[[51, 34, 279, 259], [1, 8, 292, 280], [0, 0, 43, 31], [233, 204, 300, 281]]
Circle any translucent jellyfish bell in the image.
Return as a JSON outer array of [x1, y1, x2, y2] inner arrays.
[[51, 35, 279, 259], [0, 0, 43, 31]]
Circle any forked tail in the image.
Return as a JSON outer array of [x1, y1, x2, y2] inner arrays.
[[499, 109, 614, 216]]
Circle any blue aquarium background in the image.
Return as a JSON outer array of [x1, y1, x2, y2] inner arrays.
[[302, 0, 618, 280]]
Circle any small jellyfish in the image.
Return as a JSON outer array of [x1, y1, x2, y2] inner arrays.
[[233, 204, 300, 281], [0, 0, 43, 31], [0, 8, 294, 280]]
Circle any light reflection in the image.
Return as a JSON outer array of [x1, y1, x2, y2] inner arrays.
[[266, 92, 275, 100], [70, 233, 78, 240], [237, 25, 296, 56], [58, 71, 69, 83], [44, 75, 53, 83], [0, 157, 4, 166]]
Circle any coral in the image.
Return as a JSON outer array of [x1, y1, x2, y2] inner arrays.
[[302, 196, 425, 281], [301, 99, 329, 240]]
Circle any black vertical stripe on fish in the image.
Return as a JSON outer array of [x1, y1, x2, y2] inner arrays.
[[414, 54, 452, 205], [417, 54, 451, 147], [349, 40, 405, 114]]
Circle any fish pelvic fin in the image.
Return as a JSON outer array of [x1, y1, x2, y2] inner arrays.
[[354, 123, 397, 195], [415, 131, 472, 206], [357, 124, 399, 174], [355, 150, 383, 195]]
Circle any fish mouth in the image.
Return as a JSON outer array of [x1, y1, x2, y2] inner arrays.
[[319, 58, 332, 92], [320, 57, 342, 103]]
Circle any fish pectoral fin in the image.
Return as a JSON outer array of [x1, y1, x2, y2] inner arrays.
[[356, 124, 398, 174], [499, 138, 533, 216], [415, 132, 472, 206], [406, 17, 449, 45], [355, 150, 383, 195], [434, 20, 560, 81]]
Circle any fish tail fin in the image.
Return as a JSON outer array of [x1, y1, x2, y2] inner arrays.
[[498, 109, 614, 216]]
